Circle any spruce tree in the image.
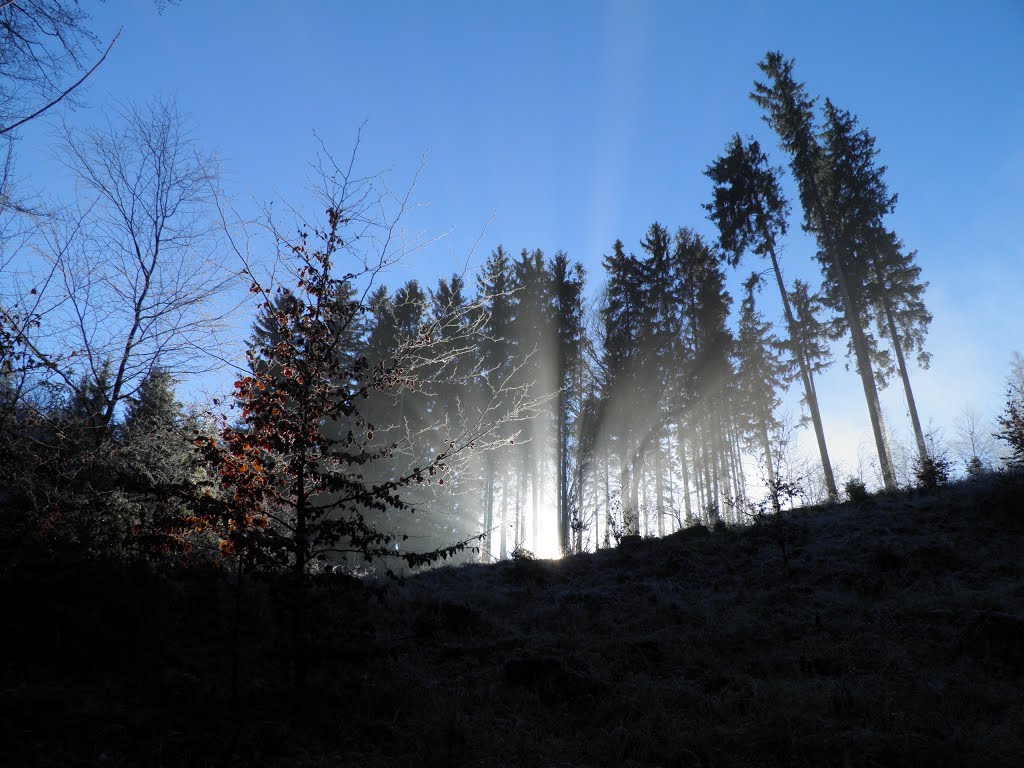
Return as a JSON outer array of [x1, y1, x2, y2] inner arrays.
[[705, 133, 838, 499], [549, 251, 585, 553], [476, 246, 514, 558], [600, 239, 646, 535], [733, 275, 788, 511], [510, 248, 552, 552], [866, 229, 932, 465], [752, 52, 897, 490]]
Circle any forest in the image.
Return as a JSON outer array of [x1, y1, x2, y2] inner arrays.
[[1, 3, 1023, 767]]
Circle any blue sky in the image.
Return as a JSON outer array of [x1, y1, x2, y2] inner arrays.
[[17, 0, 1024, 481]]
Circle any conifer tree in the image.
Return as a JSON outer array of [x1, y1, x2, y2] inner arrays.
[[600, 239, 645, 534], [549, 250, 585, 553], [705, 133, 838, 499], [638, 223, 681, 534], [476, 246, 514, 558], [124, 367, 178, 433], [752, 52, 897, 490], [510, 248, 552, 551], [67, 358, 114, 446], [785, 279, 833, 452], [733, 275, 788, 511], [997, 353, 1024, 469], [672, 228, 733, 519], [866, 229, 932, 464], [203, 208, 483, 582], [818, 98, 932, 468]]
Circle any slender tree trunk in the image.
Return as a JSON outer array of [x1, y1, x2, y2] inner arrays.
[[837, 260, 896, 489], [515, 456, 526, 549], [677, 424, 693, 522], [696, 427, 709, 518], [704, 419, 718, 521], [655, 436, 665, 537], [760, 419, 780, 514], [531, 448, 540, 553], [878, 285, 928, 462], [499, 464, 508, 560], [630, 456, 642, 536], [620, 454, 633, 536], [718, 410, 731, 515], [665, 455, 678, 531], [561, 416, 568, 553], [766, 245, 838, 500], [734, 431, 748, 510], [802, 166, 896, 490], [603, 441, 611, 547], [482, 453, 495, 561]]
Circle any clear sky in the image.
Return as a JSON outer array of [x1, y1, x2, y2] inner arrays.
[[16, 0, 1024, 483]]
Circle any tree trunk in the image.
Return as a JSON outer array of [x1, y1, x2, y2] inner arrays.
[[619, 455, 633, 536], [878, 284, 928, 463], [766, 245, 838, 500], [801, 167, 896, 491], [837, 261, 897, 490], [655, 436, 665, 537], [760, 419, 780, 514], [677, 424, 693, 522], [531, 448, 540, 553], [499, 463, 508, 560], [482, 452, 495, 561]]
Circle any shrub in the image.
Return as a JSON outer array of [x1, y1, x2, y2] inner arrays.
[[914, 454, 952, 490], [844, 478, 869, 504]]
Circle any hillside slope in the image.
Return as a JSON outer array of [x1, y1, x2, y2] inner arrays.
[[3, 475, 1022, 767]]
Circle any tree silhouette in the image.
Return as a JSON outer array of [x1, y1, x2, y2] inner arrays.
[[752, 52, 896, 490], [705, 134, 838, 500]]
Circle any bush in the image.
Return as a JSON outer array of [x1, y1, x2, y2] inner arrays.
[[844, 478, 869, 504], [966, 455, 987, 479], [914, 453, 952, 490]]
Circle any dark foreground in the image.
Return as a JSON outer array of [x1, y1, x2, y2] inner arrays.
[[2, 475, 1023, 767]]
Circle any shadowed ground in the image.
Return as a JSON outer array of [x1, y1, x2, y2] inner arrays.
[[2, 473, 1022, 767]]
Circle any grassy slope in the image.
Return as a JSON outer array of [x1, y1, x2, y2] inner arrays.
[[2, 474, 1022, 767]]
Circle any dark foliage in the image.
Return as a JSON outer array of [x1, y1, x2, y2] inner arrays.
[[997, 381, 1024, 469], [3, 475, 1022, 767], [843, 478, 869, 504], [914, 453, 953, 490]]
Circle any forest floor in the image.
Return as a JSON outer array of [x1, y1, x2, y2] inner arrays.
[[2, 473, 1023, 767]]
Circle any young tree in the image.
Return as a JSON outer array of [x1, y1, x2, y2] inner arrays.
[[997, 352, 1024, 469], [207, 208, 485, 579], [952, 406, 997, 476]]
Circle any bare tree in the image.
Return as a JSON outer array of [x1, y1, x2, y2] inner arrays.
[[952, 406, 997, 476], [25, 99, 236, 435]]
